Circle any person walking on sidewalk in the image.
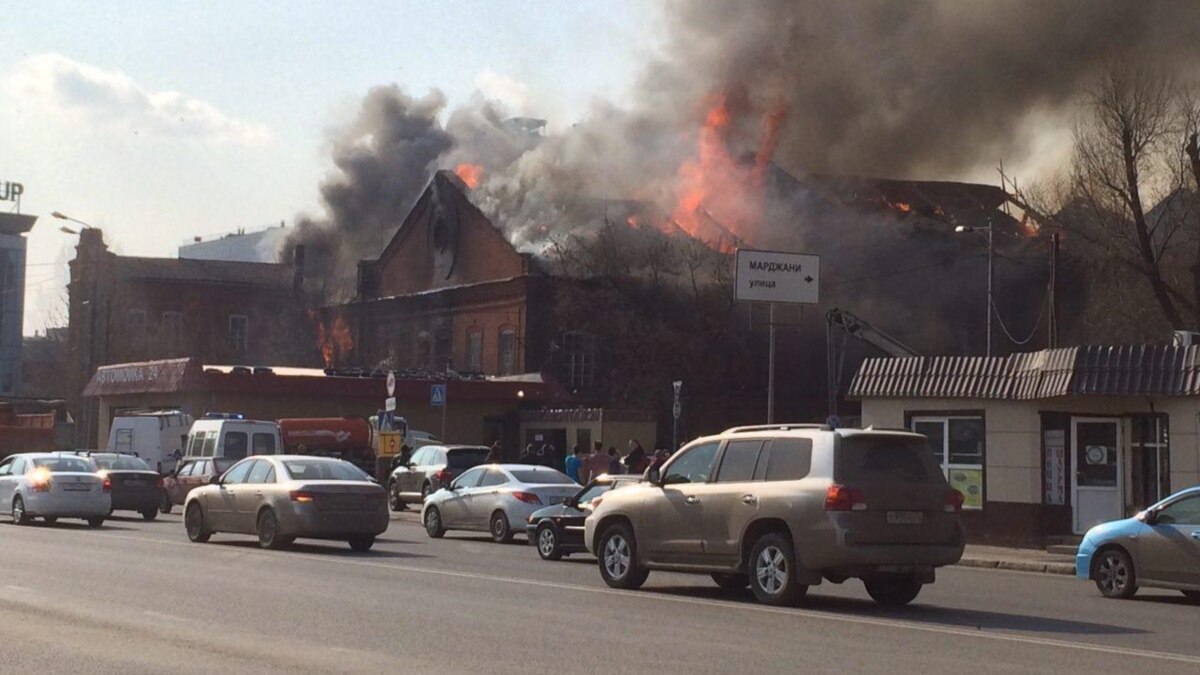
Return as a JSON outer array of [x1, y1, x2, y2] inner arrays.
[[607, 447, 623, 475], [624, 440, 649, 475], [585, 441, 609, 481], [565, 445, 585, 483]]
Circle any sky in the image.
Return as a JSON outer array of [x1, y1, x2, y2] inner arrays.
[[0, 1, 661, 335]]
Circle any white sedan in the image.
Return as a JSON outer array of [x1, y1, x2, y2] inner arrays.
[[0, 453, 111, 527], [421, 464, 579, 543]]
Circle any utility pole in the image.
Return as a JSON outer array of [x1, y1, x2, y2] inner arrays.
[[987, 221, 994, 358], [767, 303, 777, 423]]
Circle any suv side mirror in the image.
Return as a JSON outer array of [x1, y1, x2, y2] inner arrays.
[[209, 475, 221, 486], [1139, 509, 1158, 525], [647, 468, 662, 485]]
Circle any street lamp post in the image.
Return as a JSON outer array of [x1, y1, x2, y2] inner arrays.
[[955, 223, 994, 357], [51, 211, 93, 230]]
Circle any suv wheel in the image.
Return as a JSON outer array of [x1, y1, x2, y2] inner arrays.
[[424, 506, 445, 538], [597, 523, 649, 590], [1093, 548, 1138, 599], [864, 576, 923, 606], [490, 511, 513, 543], [748, 532, 807, 606]]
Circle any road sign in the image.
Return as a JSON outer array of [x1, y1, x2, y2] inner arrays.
[[386, 371, 396, 397], [430, 384, 446, 407], [385, 396, 396, 412], [734, 249, 820, 304]]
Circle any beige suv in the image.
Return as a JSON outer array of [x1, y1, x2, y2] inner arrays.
[[584, 425, 965, 606]]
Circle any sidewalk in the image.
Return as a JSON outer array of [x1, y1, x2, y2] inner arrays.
[[958, 544, 1076, 576]]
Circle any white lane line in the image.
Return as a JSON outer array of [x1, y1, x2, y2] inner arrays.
[[12, 527, 1200, 666]]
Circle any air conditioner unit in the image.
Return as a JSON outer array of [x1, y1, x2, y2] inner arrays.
[[1172, 331, 1200, 347]]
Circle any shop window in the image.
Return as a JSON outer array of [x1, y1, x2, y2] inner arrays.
[[227, 315, 248, 353], [1130, 414, 1170, 511], [499, 328, 517, 375], [466, 330, 483, 371], [562, 330, 596, 389], [911, 415, 984, 510]]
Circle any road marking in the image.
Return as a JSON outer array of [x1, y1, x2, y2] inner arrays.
[[11, 526, 1200, 666]]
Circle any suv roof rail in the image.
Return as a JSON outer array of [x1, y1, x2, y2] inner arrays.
[[862, 425, 918, 433], [722, 424, 832, 434]]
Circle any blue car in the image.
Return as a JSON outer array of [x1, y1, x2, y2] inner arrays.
[[1076, 486, 1200, 600]]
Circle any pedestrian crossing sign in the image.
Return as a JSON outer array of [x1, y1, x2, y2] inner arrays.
[[431, 384, 446, 407]]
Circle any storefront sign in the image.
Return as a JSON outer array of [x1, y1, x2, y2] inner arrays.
[[1044, 429, 1066, 505]]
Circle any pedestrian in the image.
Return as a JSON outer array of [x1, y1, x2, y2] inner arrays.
[[607, 446, 623, 475], [485, 441, 503, 464], [565, 445, 585, 483], [647, 448, 669, 475], [586, 441, 609, 481], [624, 439, 649, 475]]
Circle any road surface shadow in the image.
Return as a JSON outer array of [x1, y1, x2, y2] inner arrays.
[[1132, 593, 1200, 607], [209, 539, 433, 559], [6, 520, 139, 532], [646, 585, 1148, 636]]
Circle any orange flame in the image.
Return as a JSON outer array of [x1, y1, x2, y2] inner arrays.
[[309, 310, 353, 368], [454, 163, 483, 189], [668, 94, 788, 250]]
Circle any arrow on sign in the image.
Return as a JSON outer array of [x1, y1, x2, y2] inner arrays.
[[805, 275, 814, 283]]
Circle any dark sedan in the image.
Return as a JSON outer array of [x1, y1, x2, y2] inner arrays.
[[88, 453, 163, 521], [527, 475, 639, 560]]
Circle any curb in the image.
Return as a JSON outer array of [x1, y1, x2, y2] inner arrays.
[[957, 557, 1075, 576]]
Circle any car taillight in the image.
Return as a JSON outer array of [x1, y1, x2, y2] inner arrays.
[[155, 477, 165, 489], [289, 490, 315, 503], [102, 475, 112, 493], [945, 489, 965, 513], [435, 469, 453, 484], [511, 491, 542, 505], [30, 468, 52, 492], [824, 484, 866, 512], [589, 497, 603, 510]]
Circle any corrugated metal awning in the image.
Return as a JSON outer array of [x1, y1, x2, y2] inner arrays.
[[849, 344, 1200, 400]]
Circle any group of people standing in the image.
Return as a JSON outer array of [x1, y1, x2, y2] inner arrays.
[[510, 438, 664, 483]]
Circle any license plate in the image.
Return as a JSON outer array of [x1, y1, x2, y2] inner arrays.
[[125, 480, 145, 487], [886, 511, 923, 525], [63, 484, 90, 492], [550, 497, 566, 505]]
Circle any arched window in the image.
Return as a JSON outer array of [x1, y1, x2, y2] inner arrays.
[[499, 328, 517, 375]]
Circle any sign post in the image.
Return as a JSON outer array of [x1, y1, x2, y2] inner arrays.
[[671, 381, 682, 451], [431, 383, 447, 441], [735, 249, 820, 424]]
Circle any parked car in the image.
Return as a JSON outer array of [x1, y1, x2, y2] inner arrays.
[[86, 453, 163, 521], [422, 464, 580, 543], [160, 457, 233, 514], [388, 444, 489, 511], [527, 474, 640, 560], [1076, 486, 1200, 601], [184, 455, 388, 551], [0, 453, 111, 527], [584, 424, 966, 607]]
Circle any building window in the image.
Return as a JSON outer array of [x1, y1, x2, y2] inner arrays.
[[562, 330, 596, 389], [434, 328, 452, 370], [227, 315, 248, 353], [127, 309, 147, 337], [416, 331, 432, 370], [499, 328, 517, 375], [911, 415, 984, 510], [466, 330, 483, 371], [395, 331, 412, 368]]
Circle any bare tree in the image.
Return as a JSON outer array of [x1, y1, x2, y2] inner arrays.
[[1070, 64, 1200, 331]]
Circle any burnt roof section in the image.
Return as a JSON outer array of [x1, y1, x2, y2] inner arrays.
[[849, 345, 1200, 400], [113, 256, 293, 287]]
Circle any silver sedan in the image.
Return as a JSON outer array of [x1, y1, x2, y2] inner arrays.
[[0, 453, 111, 527], [184, 455, 388, 551], [421, 464, 580, 543]]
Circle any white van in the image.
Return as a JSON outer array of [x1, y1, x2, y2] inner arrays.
[[183, 415, 283, 463], [107, 410, 195, 474]]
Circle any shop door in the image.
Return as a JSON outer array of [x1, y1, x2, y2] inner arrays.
[[1072, 418, 1123, 534]]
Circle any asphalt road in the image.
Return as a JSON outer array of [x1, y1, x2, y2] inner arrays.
[[2, 511, 1198, 675]]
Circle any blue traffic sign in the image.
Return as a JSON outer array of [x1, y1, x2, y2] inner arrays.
[[430, 384, 446, 407]]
